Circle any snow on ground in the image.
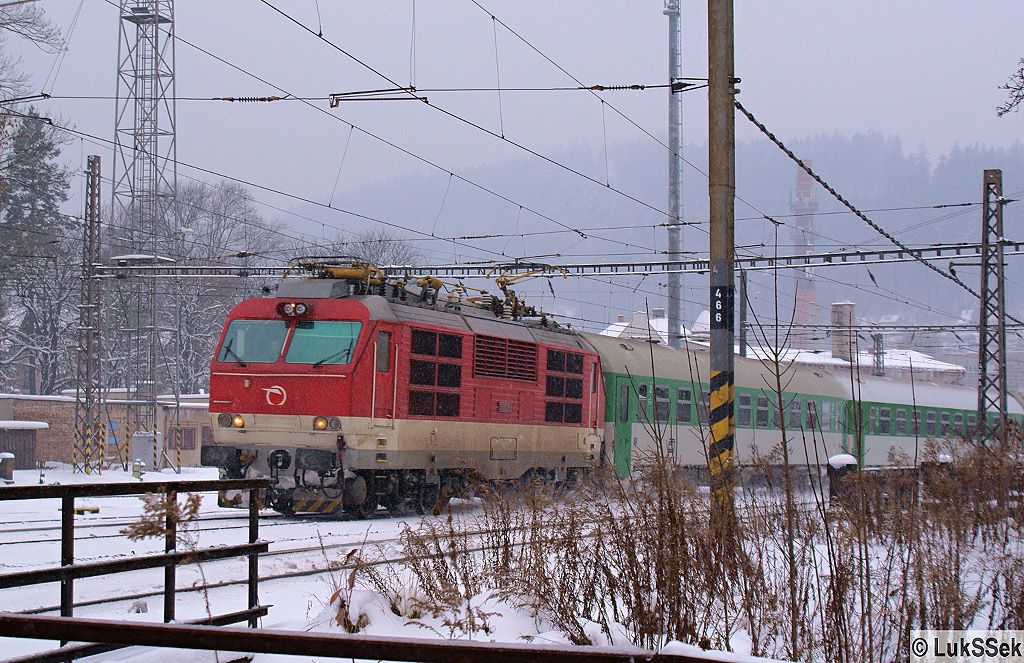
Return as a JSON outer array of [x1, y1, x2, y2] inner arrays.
[[0, 467, 781, 662]]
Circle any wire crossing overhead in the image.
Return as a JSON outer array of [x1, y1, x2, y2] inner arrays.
[[92, 240, 1024, 280], [735, 99, 1024, 328]]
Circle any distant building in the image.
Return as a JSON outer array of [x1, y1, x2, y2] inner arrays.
[[0, 390, 209, 469], [598, 308, 689, 345]]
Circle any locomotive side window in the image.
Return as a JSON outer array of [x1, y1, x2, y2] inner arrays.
[[678, 388, 694, 424], [411, 330, 436, 355], [408, 328, 463, 417], [285, 321, 362, 365], [544, 348, 585, 424], [217, 319, 288, 364], [376, 332, 391, 372]]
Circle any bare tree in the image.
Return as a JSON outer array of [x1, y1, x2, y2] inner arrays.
[[0, 251, 79, 393], [997, 57, 1024, 117], [289, 228, 420, 266]]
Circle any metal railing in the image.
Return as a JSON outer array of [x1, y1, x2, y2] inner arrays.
[[0, 613, 781, 663], [0, 478, 269, 661]]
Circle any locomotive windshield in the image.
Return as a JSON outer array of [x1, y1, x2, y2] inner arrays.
[[285, 321, 363, 366], [217, 319, 288, 364]]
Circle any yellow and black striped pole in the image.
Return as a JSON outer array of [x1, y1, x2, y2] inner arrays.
[[708, 0, 736, 521]]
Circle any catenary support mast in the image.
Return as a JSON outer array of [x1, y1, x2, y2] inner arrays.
[[665, 0, 684, 347], [707, 0, 736, 516], [977, 169, 1008, 445]]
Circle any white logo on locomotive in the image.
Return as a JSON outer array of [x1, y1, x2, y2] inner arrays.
[[262, 385, 287, 406]]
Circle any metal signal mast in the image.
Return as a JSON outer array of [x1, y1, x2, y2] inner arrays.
[[111, 0, 178, 465], [977, 169, 1008, 444], [73, 156, 104, 474]]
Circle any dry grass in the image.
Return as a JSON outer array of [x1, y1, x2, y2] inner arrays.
[[321, 435, 1023, 661]]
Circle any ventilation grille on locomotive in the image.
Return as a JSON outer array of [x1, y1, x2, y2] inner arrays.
[[473, 335, 538, 381]]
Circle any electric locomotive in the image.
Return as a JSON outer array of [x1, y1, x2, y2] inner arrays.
[[201, 263, 603, 517]]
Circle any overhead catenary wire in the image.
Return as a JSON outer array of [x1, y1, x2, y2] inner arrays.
[[733, 98, 1024, 326]]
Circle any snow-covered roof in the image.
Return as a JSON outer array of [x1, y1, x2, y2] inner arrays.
[[598, 311, 688, 345], [157, 401, 209, 410], [742, 345, 965, 374], [0, 393, 78, 403], [0, 420, 49, 430]]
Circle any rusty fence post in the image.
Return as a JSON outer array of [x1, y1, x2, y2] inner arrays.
[[248, 489, 260, 628], [164, 489, 177, 623], [60, 495, 75, 646]]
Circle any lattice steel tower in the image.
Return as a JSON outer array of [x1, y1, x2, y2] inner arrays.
[[977, 169, 1007, 444], [111, 1, 177, 460]]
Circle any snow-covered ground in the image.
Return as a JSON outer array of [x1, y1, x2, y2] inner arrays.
[[0, 465, 469, 661], [0, 466, 781, 662]]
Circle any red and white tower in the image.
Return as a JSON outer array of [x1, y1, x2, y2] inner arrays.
[[789, 165, 818, 349]]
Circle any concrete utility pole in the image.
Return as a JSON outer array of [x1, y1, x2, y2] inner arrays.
[[707, 0, 736, 513], [665, 0, 684, 348], [977, 169, 1008, 445]]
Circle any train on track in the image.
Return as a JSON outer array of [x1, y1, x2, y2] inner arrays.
[[200, 261, 1024, 517]]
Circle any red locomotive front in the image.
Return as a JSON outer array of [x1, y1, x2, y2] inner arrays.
[[202, 274, 603, 518]]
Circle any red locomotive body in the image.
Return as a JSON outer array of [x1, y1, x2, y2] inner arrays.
[[203, 276, 603, 517]]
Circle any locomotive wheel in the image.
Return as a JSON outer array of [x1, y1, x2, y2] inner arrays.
[[348, 493, 378, 519], [382, 492, 407, 515], [414, 483, 442, 516]]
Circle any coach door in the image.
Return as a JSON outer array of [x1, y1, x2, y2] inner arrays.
[[613, 376, 633, 476], [371, 326, 397, 426]]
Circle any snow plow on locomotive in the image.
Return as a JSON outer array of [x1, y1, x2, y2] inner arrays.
[[201, 263, 604, 518]]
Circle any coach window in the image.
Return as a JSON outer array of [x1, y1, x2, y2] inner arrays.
[[953, 413, 964, 435], [637, 384, 649, 421], [895, 409, 907, 435], [619, 384, 629, 423], [654, 385, 670, 422], [967, 413, 977, 431], [806, 400, 818, 431], [879, 408, 891, 435], [789, 399, 802, 428], [737, 393, 751, 427], [940, 412, 951, 436], [697, 391, 710, 426], [912, 410, 921, 435], [867, 407, 878, 435], [925, 411, 937, 436], [822, 401, 832, 431], [676, 388, 693, 424], [376, 332, 391, 372], [756, 395, 770, 428]]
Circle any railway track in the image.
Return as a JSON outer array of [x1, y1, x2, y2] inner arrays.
[[11, 498, 821, 616]]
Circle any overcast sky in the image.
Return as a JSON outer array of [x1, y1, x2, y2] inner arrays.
[[6, 1, 1024, 329], [11, 1, 1021, 192]]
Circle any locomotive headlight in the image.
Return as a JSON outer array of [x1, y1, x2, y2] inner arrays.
[[217, 413, 233, 428], [231, 414, 245, 428], [294, 302, 308, 315], [327, 416, 342, 431], [313, 416, 329, 431], [282, 302, 296, 316]]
